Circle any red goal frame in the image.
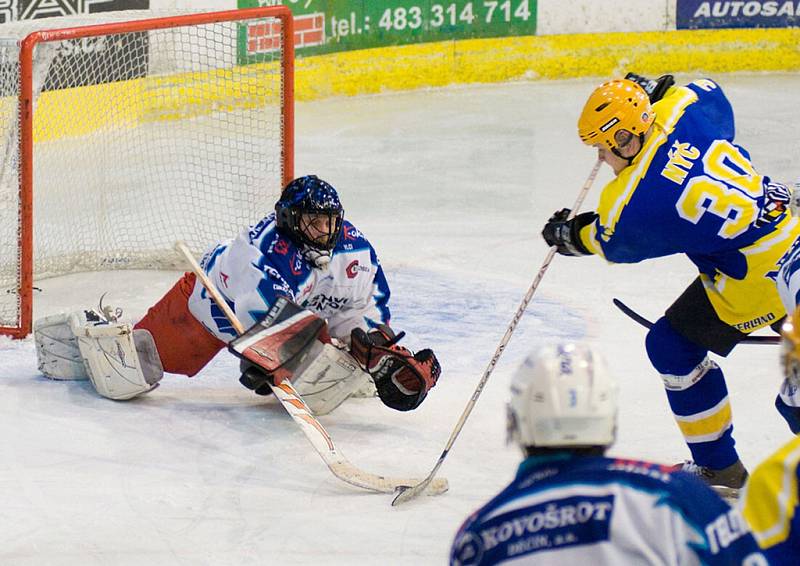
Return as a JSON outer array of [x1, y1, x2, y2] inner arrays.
[[5, 6, 294, 339]]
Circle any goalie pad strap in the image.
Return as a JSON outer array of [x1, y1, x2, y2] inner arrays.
[[70, 311, 163, 401]]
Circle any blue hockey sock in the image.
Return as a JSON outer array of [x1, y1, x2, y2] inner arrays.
[[646, 317, 739, 470]]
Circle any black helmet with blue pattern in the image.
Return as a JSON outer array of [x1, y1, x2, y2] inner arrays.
[[275, 175, 344, 254]]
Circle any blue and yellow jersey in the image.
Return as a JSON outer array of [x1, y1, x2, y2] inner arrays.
[[739, 435, 800, 565], [579, 79, 791, 280]]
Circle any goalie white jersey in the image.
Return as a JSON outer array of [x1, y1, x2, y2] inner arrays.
[[188, 213, 391, 343]]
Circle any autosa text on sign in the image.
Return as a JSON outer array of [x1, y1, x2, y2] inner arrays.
[[692, 1, 800, 17]]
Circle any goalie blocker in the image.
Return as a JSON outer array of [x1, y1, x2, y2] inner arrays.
[[230, 297, 440, 413]]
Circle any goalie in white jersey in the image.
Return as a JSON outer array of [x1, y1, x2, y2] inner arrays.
[[34, 175, 440, 414], [450, 343, 765, 565]]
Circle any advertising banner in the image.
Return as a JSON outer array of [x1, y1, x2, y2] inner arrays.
[[238, 0, 537, 57], [0, 0, 149, 24], [0, 1, 151, 93], [677, 1, 800, 29]]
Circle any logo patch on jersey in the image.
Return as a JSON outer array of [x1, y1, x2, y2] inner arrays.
[[249, 216, 271, 240], [343, 225, 362, 241], [733, 312, 776, 332], [457, 494, 614, 565], [346, 259, 370, 279], [452, 531, 484, 566], [274, 239, 289, 255], [608, 459, 672, 481], [220, 272, 230, 288], [306, 293, 349, 312], [290, 252, 304, 276], [599, 117, 619, 132]]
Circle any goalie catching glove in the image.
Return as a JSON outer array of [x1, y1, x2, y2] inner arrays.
[[350, 325, 441, 412]]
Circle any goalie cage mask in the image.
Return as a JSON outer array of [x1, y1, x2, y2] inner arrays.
[[275, 175, 344, 255]]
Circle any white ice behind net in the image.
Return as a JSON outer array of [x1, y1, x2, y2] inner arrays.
[[0, 11, 285, 329]]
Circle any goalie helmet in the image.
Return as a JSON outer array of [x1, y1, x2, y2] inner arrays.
[[507, 343, 618, 452], [578, 78, 654, 153], [275, 175, 344, 262], [781, 306, 800, 388]]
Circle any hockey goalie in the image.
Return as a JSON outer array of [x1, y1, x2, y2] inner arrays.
[[33, 175, 440, 414]]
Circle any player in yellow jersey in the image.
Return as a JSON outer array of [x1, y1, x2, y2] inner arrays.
[[737, 306, 800, 564], [542, 73, 800, 494]]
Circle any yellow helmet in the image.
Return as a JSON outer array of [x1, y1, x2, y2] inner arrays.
[[781, 307, 800, 387], [578, 79, 654, 150]]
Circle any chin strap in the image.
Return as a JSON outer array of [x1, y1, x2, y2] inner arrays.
[[301, 246, 332, 269], [611, 132, 646, 166]]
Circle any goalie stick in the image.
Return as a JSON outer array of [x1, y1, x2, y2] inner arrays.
[[174, 241, 448, 496], [392, 159, 604, 506], [612, 298, 781, 345]]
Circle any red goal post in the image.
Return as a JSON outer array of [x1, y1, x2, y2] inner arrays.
[[0, 7, 294, 339]]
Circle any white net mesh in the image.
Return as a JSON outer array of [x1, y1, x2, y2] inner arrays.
[[0, 10, 289, 333]]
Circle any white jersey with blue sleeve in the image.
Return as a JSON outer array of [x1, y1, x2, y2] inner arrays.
[[187, 213, 391, 342], [451, 455, 766, 565]]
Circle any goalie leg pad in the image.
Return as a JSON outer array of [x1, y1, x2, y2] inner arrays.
[[69, 311, 164, 401], [34, 313, 89, 380]]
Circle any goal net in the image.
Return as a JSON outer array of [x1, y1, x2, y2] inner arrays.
[[0, 7, 294, 338]]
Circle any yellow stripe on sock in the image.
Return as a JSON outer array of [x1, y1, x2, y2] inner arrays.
[[675, 400, 732, 443]]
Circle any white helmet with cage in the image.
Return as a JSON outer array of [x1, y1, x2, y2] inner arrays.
[[507, 343, 618, 451]]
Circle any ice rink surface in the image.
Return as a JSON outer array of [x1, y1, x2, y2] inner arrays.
[[1, 74, 799, 565]]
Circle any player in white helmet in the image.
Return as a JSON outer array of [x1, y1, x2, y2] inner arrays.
[[450, 343, 765, 565]]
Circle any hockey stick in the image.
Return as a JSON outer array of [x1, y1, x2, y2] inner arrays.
[[174, 241, 449, 495], [392, 159, 604, 506], [612, 298, 781, 345]]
